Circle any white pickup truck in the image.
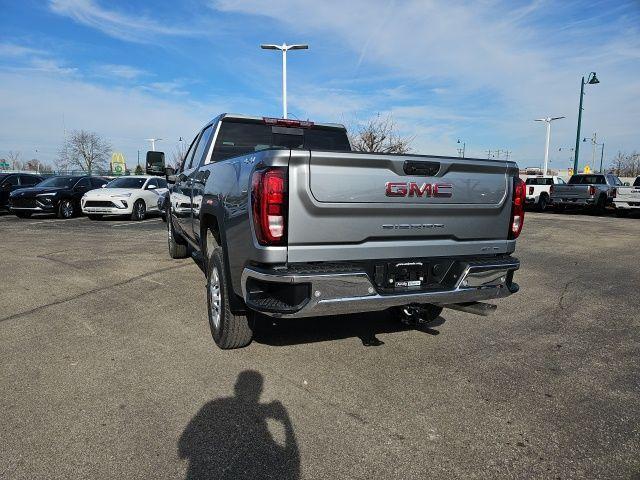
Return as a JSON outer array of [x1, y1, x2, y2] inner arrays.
[[614, 176, 640, 216], [525, 176, 566, 212]]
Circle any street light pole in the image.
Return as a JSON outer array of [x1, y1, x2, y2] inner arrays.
[[535, 116, 565, 175], [457, 139, 466, 158], [573, 72, 600, 173], [260, 43, 309, 119], [599, 142, 605, 173]]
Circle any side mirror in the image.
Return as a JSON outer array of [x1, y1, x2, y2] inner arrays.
[[1, 183, 10, 190], [165, 166, 176, 184], [146, 151, 166, 175]]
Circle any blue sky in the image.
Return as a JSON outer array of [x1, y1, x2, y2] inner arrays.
[[1, 0, 639, 171]]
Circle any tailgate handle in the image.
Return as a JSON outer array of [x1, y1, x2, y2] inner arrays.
[[403, 161, 440, 176]]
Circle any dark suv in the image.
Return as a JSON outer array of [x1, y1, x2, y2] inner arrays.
[[0, 173, 43, 211], [9, 175, 108, 218]]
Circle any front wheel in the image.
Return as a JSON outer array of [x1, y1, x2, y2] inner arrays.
[[167, 212, 188, 259], [58, 199, 75, 219], [207, 248, 254, 349], [131, 199, 146, 221]]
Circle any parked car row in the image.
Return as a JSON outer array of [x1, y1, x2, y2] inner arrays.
[[525, 173, 639, 216], [0, 173, 168, 220]]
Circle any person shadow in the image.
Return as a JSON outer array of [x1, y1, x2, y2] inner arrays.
[[178, 370, 300, 480]]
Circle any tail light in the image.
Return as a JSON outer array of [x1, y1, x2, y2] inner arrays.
[[612, 188, 617, 198], [528, 186, 534, 195], [509, 177, 526, 239], [251, 167, 287, 245], [588, 185, 596, 196]]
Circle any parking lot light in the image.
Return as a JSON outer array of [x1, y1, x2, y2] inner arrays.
[[260, 43, 309, 119], [573, 72, 600, 173]]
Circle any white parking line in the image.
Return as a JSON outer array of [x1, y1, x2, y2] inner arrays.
[[25, 217, 86, 226], [111, 219, 159, 227]]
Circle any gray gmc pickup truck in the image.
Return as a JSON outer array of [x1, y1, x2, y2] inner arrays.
[[154, 114, 524, 349]]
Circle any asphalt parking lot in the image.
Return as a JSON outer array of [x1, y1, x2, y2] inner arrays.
[[1, 211, 638, 479]]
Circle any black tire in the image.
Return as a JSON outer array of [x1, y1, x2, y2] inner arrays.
[[207, 247, 254, 349], [591, 195, 606, 215], [538, 194, 549, 212], [57, 199, 75, 219], [87, 214, 102, 220], [131, 199, 146, 221], [14, 211, 32, 218], [167, 213, 188, 259]]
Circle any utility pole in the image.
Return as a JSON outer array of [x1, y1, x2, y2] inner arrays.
[[145, 138, 162, 151], [260, 43, 309, 118]]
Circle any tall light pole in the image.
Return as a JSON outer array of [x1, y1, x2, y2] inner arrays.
[[535, 116, 565, 175], [573, 72, 600, 173], [145, 138, 162, 151], [260, 43, 309, 119], [456, 138, 466, 158]]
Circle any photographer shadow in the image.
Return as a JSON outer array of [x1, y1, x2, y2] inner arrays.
[[178, 370, 300, 480]]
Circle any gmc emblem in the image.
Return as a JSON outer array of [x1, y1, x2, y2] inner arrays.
[[385, 182, 453, 198]]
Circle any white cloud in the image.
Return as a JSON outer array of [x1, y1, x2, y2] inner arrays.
[[214, 0, 640, 164], [0, 43, 47, 58], [94, 64, 147, 80], [0, 70, 213, 166], [49, 0, 197, 43]]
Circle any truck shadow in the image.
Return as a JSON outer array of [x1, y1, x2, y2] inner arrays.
[[253, 310, 446, 347]]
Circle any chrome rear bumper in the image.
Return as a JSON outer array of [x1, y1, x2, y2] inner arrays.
[[241, 257, 520, 318]]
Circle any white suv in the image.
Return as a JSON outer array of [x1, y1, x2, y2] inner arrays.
[[81, 175, 168, 220]]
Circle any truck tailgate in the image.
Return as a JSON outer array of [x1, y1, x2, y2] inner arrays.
[[552, 184, 590, 199], [287, 150, 517, 263], [617, 185, 640, 202]]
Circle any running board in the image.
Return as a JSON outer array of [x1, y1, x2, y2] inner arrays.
[[442, 301, 497, 316]]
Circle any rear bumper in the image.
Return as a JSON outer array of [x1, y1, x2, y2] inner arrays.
[[241, 256, 520, 318], [614, 201, 640, 210]]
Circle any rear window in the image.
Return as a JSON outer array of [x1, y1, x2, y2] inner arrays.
[[568, 175, 605, 185], [212, 120, 351, 162], [526, 177, 552, 185]]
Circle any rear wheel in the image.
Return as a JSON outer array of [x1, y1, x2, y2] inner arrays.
[[58, 199, 75, 219], [167, 212, 188, 259], [14, 211, 32, 218], [538, 194, 549, 212], [592, 194, 606, 215], [131, 199, 146, 221], [87, 214, 102, 220], [207, 247, 254, 349]]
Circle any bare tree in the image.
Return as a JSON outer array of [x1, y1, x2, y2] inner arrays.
[[7, 151, 22, 169], [349, 114, 413, 154], [170, 141, 189, 170], [610, 151, 640, 177], [58, 130, 111, 173]]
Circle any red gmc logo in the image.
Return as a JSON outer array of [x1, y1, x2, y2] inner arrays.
[[385, 182, 453, 198]]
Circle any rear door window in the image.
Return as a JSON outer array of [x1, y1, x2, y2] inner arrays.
[[20, 175, 41, 186]]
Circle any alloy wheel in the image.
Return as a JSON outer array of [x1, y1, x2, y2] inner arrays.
[[209, 267, 221, 329]]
